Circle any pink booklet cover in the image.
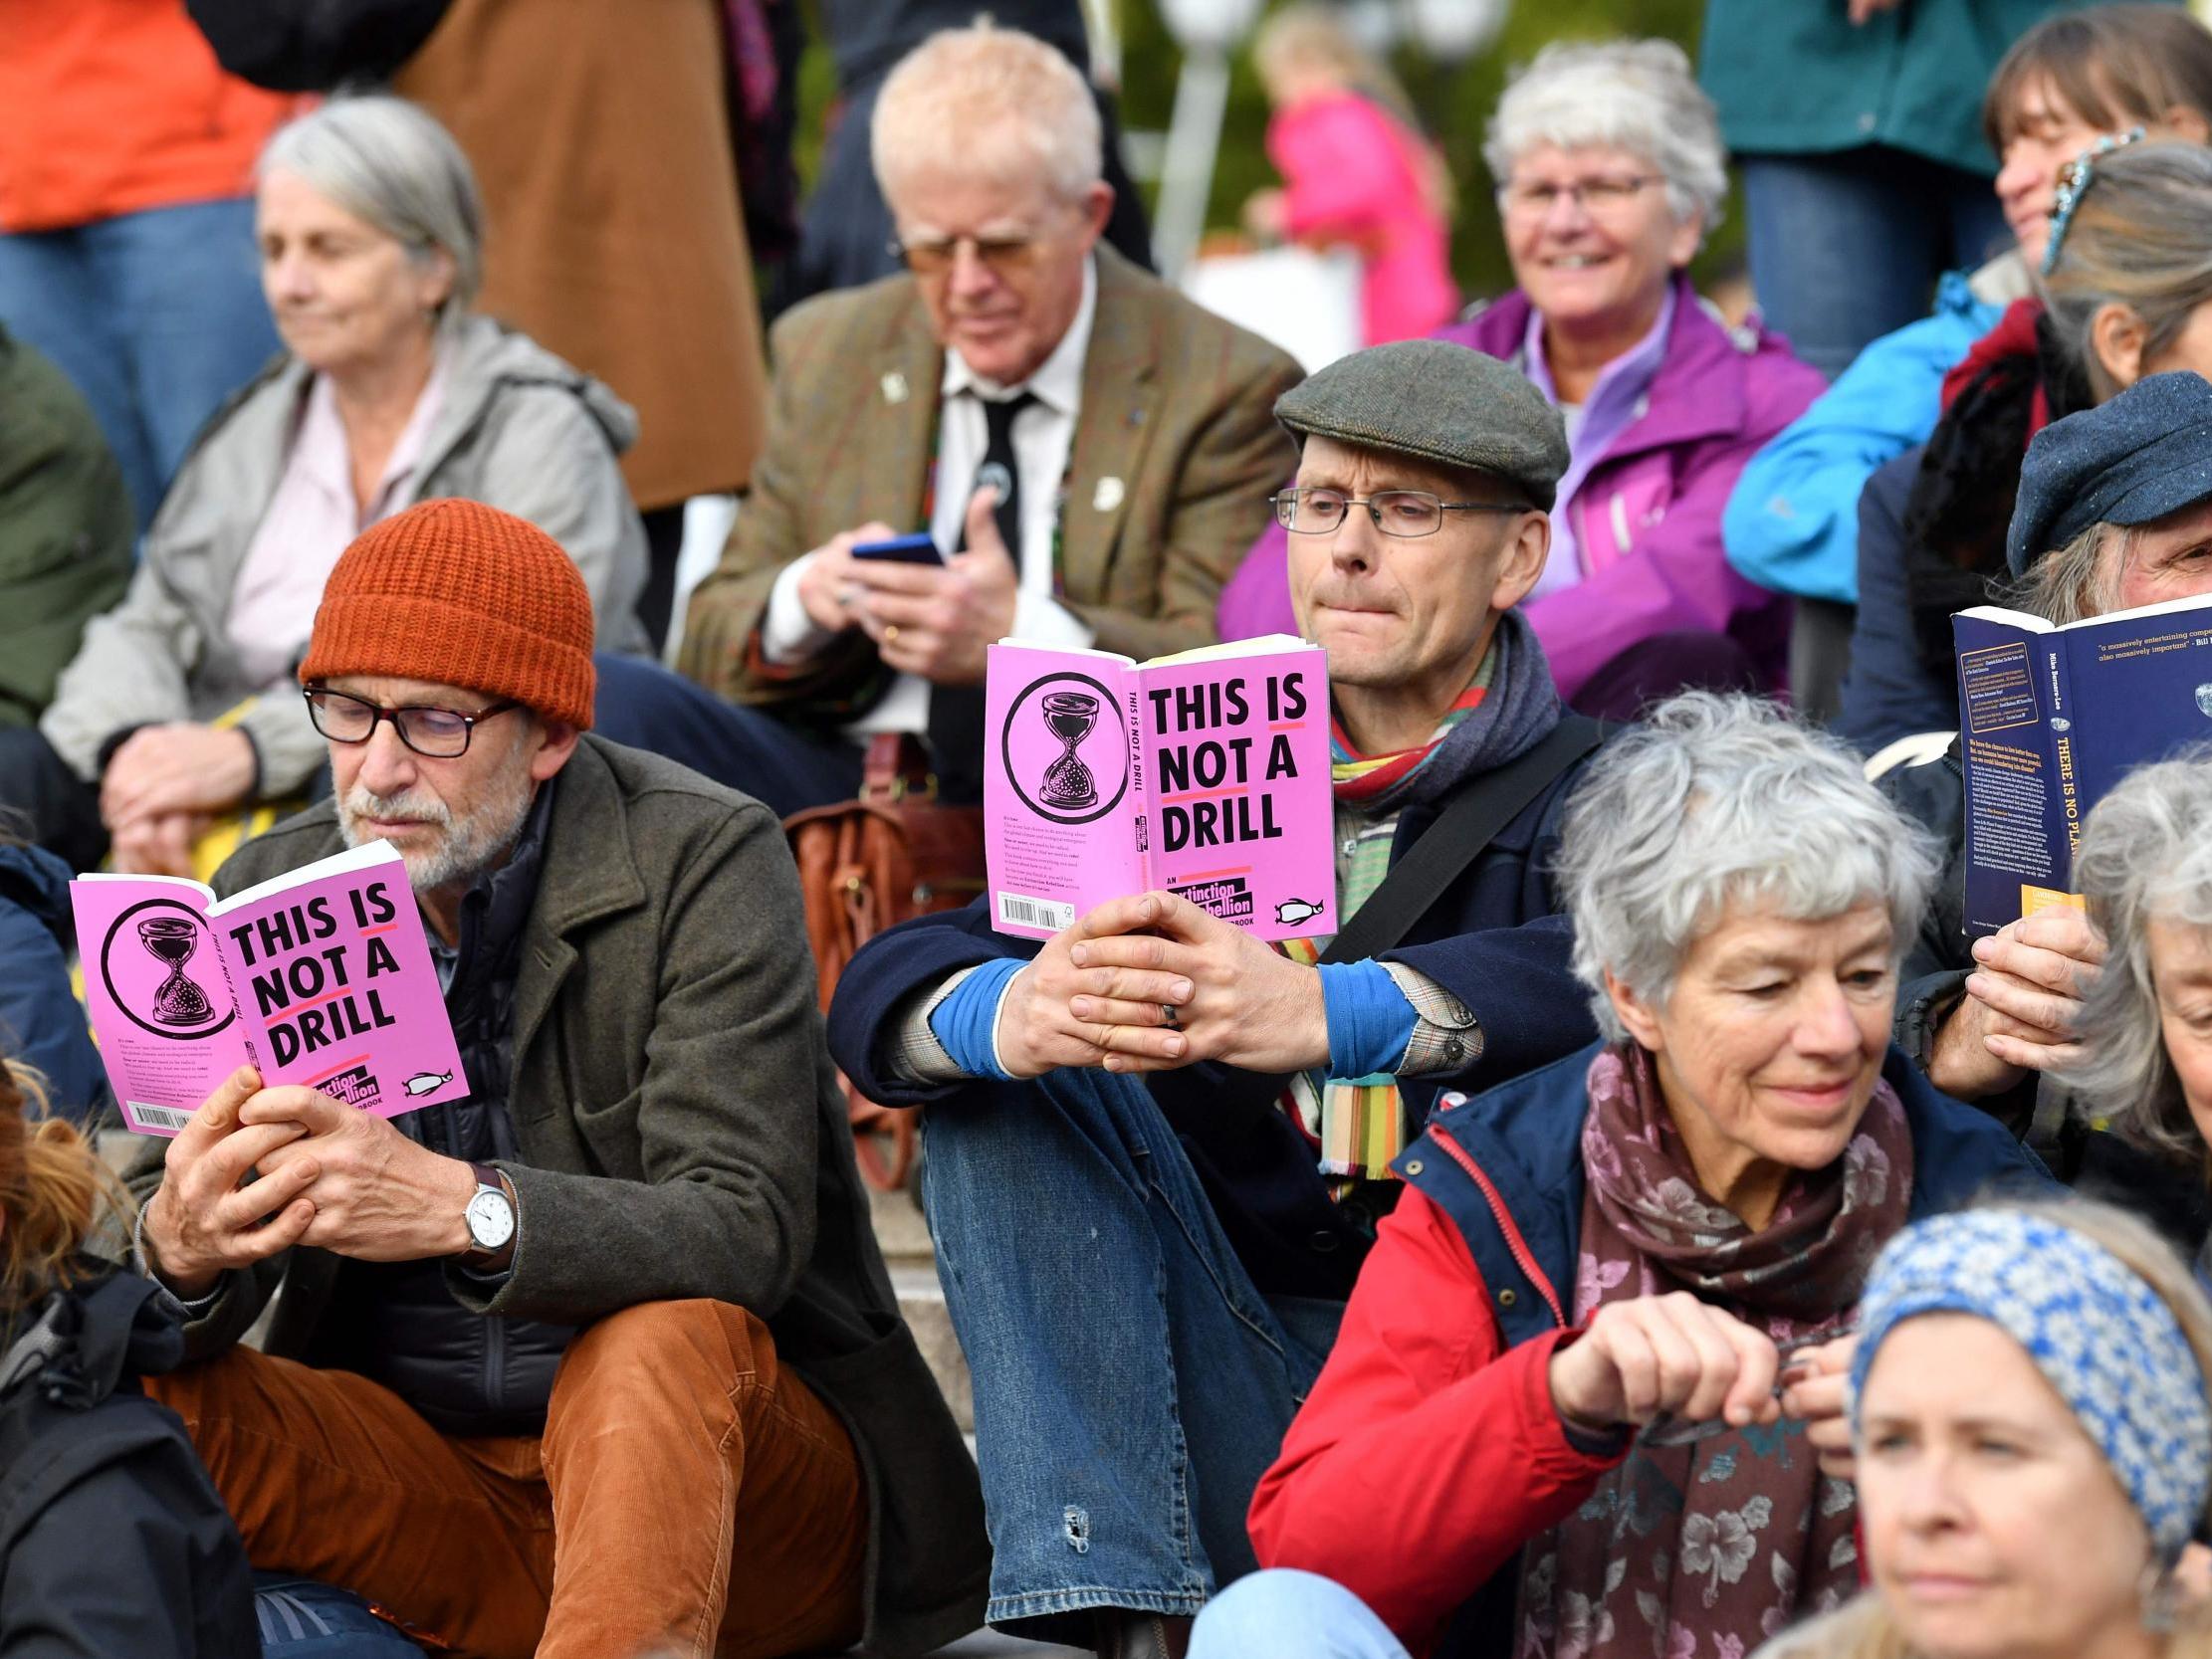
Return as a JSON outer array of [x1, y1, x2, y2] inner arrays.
[[985, 634, 1337, 941], [71, 840, 468, 1137]]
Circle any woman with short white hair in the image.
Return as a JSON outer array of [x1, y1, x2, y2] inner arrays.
[[1191, 693, 2048, 1659], [1218, 40, 1827, 720], [5, 94, 647, 878]]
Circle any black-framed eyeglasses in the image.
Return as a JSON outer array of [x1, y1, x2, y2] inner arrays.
[[1270, 487, 1530, 538], [885, 232, 1046, 278], [303, 687, 521, 757]]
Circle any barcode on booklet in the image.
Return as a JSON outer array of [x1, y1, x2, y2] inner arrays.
[[996, 892, 1075, 932], [126, 1102, 195, 1133]]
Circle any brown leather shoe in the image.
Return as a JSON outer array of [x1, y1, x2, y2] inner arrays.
[[1093, 1609, 1194, 1659]]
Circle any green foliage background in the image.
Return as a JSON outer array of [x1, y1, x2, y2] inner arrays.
[[793, 0, 1736, 305]]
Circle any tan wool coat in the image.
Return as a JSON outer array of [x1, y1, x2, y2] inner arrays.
[[396, 0, 769, 510], [676, 246, 1305, 718]]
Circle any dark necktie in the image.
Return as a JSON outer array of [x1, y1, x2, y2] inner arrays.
[[927, 390, 1036, 803]]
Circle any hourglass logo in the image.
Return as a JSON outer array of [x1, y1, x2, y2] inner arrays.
[[999, 671, 1130, 826], [100, 900, 236, 1041]]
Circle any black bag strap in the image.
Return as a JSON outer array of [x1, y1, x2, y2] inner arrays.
[[1318, 715, 1604, 966]]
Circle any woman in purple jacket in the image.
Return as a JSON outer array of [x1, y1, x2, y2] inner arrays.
[[1218, 39, 1826, 719]]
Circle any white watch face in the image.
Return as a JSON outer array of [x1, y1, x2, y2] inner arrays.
[[466, 1187, 516, 1251]]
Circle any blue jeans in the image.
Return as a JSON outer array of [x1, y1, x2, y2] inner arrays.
[[1189, 1569, 1411, 1659], [1740, 146, 2011, 380], [0, 197, 279, 529], [252, 1574, 425, 1655], [920, 1066, 1343, 1644], [589, 651, 864, 817]]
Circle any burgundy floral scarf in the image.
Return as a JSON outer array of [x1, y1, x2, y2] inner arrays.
[[1514, 1046, 1913, 1659]]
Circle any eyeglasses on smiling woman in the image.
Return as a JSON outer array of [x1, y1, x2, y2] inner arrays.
[[1496, 175, 1660, 219]]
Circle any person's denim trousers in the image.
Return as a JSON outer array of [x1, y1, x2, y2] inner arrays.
[[1739, 145, 2010, 381], [0, 196, 279, 529], [1189, 1568, 1412, 1659], [920, 1066, 1344, 1643]]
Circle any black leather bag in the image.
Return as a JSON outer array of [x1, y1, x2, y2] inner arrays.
[[183, 0, 452, 92]]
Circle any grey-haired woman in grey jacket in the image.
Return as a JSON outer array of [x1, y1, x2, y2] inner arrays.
[[1, 95, 646, 875]]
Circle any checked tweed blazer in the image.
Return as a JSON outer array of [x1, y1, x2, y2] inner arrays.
[[677, 245, 1303, 720]]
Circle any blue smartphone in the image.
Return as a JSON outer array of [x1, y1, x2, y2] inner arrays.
[[850, 531, 944, 565]]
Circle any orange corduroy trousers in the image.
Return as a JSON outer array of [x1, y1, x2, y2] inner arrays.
[[146, 1298, 868, 1659]]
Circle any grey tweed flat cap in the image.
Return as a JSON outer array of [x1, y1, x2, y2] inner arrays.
[[1274, 338, 1570, 511], [2007, 370, 2212, 576]]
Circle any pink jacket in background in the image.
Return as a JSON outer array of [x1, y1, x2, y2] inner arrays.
[[1268, 91, 1457, 346], [1217, 277, 1827, 701]]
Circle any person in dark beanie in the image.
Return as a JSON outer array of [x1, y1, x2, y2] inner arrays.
[[111, 498, 987, 1659], [827, 339, 1611, 1658]]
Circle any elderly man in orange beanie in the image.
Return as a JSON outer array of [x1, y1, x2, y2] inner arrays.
[[111, 499, 987, 1659]]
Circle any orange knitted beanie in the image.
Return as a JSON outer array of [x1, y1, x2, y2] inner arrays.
[[298, 499, 595, 729]]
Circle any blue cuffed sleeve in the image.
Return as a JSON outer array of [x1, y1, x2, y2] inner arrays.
[[1317, 959, 1419, 1079], [928, 956, 1026, 1081]]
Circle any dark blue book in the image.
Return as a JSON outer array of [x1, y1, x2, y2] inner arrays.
[[1954, 593, 2212, 935]]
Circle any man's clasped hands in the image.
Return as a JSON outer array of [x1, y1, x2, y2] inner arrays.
[[139, 1064, 482, 1302]]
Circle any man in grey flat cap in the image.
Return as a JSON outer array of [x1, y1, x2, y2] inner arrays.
[[1891, 371, 2212, 1129], [825, 338, 1609, 1658]]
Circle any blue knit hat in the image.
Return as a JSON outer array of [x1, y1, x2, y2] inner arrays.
[[2007, 370, 2212, 576]]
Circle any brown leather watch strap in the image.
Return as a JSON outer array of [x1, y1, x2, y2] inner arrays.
[[460, 1161, 518, 1273]]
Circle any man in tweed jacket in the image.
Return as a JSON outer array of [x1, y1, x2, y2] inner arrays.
[[671, 23, 1300, 808]]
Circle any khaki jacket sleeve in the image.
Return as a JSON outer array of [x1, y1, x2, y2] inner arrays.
[[1067, 349, 1303, 664], [675, 311, 881, 713]]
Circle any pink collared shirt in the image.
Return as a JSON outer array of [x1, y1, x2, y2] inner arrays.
[[226, 354, 448, 685]]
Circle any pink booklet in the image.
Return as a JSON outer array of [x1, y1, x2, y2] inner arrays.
[[985, 633, 1337, 941], [71, 841, 468, 1137]]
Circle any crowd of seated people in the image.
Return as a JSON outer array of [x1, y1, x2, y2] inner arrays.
[[16, 8, 2212, 1659]]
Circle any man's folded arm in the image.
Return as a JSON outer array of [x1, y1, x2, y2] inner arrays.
[[1383, 914, 1597, 1091]]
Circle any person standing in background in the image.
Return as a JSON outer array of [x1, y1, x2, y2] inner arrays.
[[784, 0, 1153, 309], [392, 0, 771, 654], [0, 0, 292, 531], [1700, 0, 2094, 382], [1244, 5, 1458, 347]]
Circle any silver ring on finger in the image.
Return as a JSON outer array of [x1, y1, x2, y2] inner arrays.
[[1160, 1003, 1180, 1027]]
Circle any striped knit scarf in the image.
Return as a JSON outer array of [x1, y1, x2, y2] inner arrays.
[[1279, 614, 1562, 1185]]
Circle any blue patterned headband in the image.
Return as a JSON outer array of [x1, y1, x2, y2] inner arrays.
[[2043, 126, 2147, 276], [1849, 1208, 2212, 1561]]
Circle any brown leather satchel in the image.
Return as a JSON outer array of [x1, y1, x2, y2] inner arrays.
[[784, 733, 986, 1189]]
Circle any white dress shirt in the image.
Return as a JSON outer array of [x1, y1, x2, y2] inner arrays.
[[761, 258, 1100, 737]]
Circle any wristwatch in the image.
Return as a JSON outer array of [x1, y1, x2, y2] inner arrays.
[[460, 1161, 518, 1271]]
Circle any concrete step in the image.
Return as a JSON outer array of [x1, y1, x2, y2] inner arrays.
[[869, 1179, 938, 1264], [868, 1182, 976, 1432], [893, 1259, 972, 1433]]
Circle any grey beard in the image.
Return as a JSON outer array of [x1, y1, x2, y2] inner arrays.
[[338, 778, 535, 894]]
